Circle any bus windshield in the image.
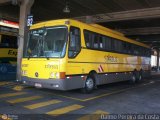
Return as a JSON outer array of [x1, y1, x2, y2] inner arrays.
[[0, 35, 17, 48], [25, 26, 68, 58]]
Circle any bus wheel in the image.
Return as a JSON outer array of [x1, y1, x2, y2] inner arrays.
[[82, 76, 95, 93], [137, 71, 143, 82], [130, 72, 136, 84]]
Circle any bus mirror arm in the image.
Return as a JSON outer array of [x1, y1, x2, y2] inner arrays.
[[27, 55, 30, 60], [27, 49, 32, 60]]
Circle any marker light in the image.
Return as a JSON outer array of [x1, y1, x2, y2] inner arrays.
[[50, 72, 54, 78], [55, 72, 60, 78], [52, 84, 59, 88], [50, 72, 66, 79], [65, 20, 70, 25], [66, 77, 70, 79]]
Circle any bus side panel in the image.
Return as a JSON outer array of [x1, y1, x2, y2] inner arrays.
[[97, 73, 132, 85], [66, 23, 150, 86], [66, 47, 151, 85], [0, 48, 17, 80]]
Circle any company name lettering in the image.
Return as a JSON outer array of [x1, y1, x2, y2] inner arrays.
[[45, 64, 58, 69], [8, 50, 17, 56]]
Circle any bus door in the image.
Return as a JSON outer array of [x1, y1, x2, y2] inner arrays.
[[67, 26, 81, 75]]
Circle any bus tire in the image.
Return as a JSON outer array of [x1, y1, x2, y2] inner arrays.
[[82, 75, 95, 94], [137, 70, 143, 82], [130, 71, 137, 84]]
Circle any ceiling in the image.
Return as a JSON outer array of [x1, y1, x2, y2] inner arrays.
[[0, 0, 160, 49]]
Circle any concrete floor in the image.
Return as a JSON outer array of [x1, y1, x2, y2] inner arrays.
[[0, 74, 160, 120]]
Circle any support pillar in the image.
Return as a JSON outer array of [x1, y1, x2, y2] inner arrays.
[[157, 49, 159, 71], [17, 0, 34, 81]]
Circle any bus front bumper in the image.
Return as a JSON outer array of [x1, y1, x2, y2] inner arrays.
[[22, 76, 85, 91]]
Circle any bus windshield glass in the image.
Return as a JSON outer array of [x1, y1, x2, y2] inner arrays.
[[25, 26, 68, 58], [0, 35, 17, 48]]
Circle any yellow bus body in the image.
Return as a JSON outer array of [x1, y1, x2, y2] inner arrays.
[[0, 48, 17, 65], [0, 31, 17, 75], [21, 19, 151, 90]]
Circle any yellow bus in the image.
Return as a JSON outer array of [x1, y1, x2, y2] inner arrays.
[[21, 19, 151, 93], [0, 26, 17, 76]]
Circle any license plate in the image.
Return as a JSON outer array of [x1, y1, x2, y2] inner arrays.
[[35, 83, 42, 88]]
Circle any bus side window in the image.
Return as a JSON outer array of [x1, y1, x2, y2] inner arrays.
[[1, 35, 17, 48], [84, 31, 88, 47], [105, 36, 111, 51], [93, 33, 99, 49], [68, 26, 81, 58], [84, 30, 91, 48], [99, 36, 104, 49]]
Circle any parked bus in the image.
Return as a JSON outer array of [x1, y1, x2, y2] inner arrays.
[[0, 26, 18, 78], [21, 19, 151, 93], [0, 20, 18, 80]]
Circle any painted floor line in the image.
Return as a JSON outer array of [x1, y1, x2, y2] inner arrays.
[[51, 87, 135, 102], [0, 92, 27, 98], [46, 104, 84, 116], [24, 99, 62, 109], [0, 82, 12, 86], [82, 88, 132, 101], [52, 93, 84, 102], [12, 85, 24, 91], [0, 82, 19, 88], [51, 80, 156, 102], [7, 96, 42, 103]]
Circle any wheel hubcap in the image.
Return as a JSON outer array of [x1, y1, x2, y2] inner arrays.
[[86, 78, 94, 89], [139, 75, 142, 80], [132, 75, 136, 82]]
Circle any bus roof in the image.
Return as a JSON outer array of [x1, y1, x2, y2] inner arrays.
[[90, 24, 124, 37], [30, 19, 150, 48]]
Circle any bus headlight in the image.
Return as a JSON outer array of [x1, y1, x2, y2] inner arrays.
[[50, 72, 65, 79], [50, 72, 59, 78], [55, 72, 59, 78], [50, 72, 55, 78]]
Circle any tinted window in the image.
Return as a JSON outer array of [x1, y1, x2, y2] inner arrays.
[[93, 33, 99, 49], [68, 26, 81, 58], [83, 29, 150, 57], [104, 36, 111, 51], [114, 39, 122, 52], [99, 36, 106, 49], [0, 35, 17, 48], [25, 26, 67, 58], [84, 30, 92, 48]]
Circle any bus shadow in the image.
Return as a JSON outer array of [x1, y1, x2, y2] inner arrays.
[[34, 79, 151, 101]]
